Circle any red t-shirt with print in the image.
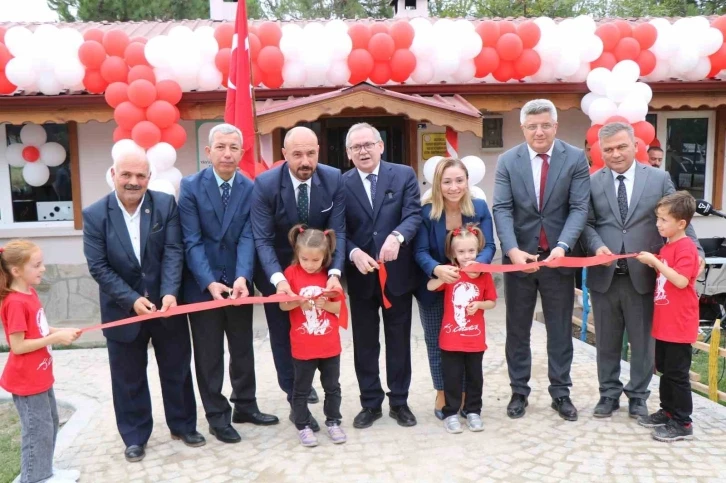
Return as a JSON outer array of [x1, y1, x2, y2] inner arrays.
[[652, 237, 700, 344], [0, 288, 54, 396], [284, 264, 341, 360], [437, 270, 497, 352]]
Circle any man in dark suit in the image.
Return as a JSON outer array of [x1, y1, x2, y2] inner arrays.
[[342, 122, 422, 429], [178, 123, 278, 444], [493, 99, 591, 421], [251, 126, 345, 431], [83, 151, 204, 463]]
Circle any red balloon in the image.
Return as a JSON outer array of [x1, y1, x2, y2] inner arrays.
[[614, 20, 633, 38], [215, 48, 231, 75], [591, 52, 617, 71], [476, 20, 500, 47], [708, 63, 721, 78], [78, 41, 107, 69], [492, 60, 515, 82], [586, 124, 602, 145], [103, 29, 130, 58], [632, 23, 657, 50], [348, 49, 374, 84], [517, 21, 541, 49], [0, 44, 11, 70], [369, 62, 391, 84], [595, 23, 620, 52], [124, 42, 148, 67], [498, 21, 516, 36], [614, 37, 641, 61], [114, 101, 146, 130], [257, 46, 284, 74], [712, 16, 726, 38], [173, 106, 180, 122], [221, 73, 229, 88], [104, 82, 129, 108], [496, 33, 523, 62], [709, 44, 726, 71], [146, 100, 176, 129], [272, 159, 285, 167], [83, 70, 108, 94], [636, 50, 656, 76], [22, 146, 40, 162], [633, 121, 656, 145], [262, 70, 283, 89], [257, 22, 282, 47], [348, 24, 372, 50], [100, 56, 128, 84], [0, 71, 16, 95], [368, 33, 395, 62], [251, 63, 261, 87], [249, 25, 258, 36], [113, 126, 132, 142], [215, 23, 234, 49], [635, 137, 648, 163], [83, 28, 105, 43], [156, 80, 183, 105], [127, 65, 155, 84], [474, 47, 500, 78], [370, 23, 389, 36], [161, 123, 187, 149], [249, 33, 261, 61], [390, 49, 416, 82], [513, 49, 541, 78], [130, 36, 148, 44], [390, 21, 414, 49], [131, 121, 161, 149], [127, 79, 157, 108], [590, 141, 604, 169]]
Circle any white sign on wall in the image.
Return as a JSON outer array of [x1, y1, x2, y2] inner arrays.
[[195, 121, 218, 172]]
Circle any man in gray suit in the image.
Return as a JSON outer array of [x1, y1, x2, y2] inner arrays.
[[581, 122, 703, 419], [493, 99, 591, 421]]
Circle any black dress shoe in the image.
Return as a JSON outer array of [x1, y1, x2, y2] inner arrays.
[[124, 444, 145, 462], [593, 397, 620, 418], [506, 394, 528, 419], [171, 430, 206, 447], [628, 398, 648, 419], [308, 387, 319, 404], [288, 410, 321, 432], [551, 396, 578, 421], [353, 408, 383, 429], [390, 405, 417, 427], [232, 409, 280, 426], [209, 424, 241, 443]]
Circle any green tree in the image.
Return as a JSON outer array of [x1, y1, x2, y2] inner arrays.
[[255, 0, 393, 19], [47, 0, 210, 22]]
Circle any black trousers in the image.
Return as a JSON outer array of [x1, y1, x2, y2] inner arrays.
[[292, 356, 342, 430], [655, 339, 693, 424], [441, 350, 484, 417], [188, 305, 258, 428], [350, 289, 413, 409], [106, 316, 197, 446]]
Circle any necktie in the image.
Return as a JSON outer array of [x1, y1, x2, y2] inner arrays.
[[221, 182, 231, 210], [538, 154, 550, 251], [297, 183, 309, 224], [367, 173, 378, 207], [616, 175, 628, 272]]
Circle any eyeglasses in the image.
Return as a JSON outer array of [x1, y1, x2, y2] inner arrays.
[[347, 142, 378, 153], [523, 123, 555, 132]]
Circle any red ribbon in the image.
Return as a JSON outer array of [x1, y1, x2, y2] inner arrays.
[[378, 261, 392, 309], [461, 253, 637, 273]]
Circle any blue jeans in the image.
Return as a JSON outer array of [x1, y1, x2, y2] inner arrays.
[[13, 387, 58, 483]]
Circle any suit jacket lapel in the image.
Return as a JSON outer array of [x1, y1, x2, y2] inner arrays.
[[348, 170, 373, 219], [602, 168, 622, 226], [203, 169, 224, 225], [542, 140, 566, 210], [108, 195, 141, 269], [139, 195, 152, 266], [281, 166, 300, 227], [372, 162, 393, 221], [221, 173, 245, 236], [515, 144, 538, 210], [626, 163, 648, 225]]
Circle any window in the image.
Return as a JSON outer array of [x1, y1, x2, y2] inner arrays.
[[481, 117, 504, 149]]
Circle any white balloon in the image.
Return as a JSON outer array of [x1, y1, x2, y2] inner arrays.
[[324, 19, 349, 37], [612, 60, 640, 84], [645, 57, 671, 82], [197, 63, 223, 91], [58, 28, 85, 51], [452, 59, 476, 83], [421, 187, 432, 202], [699, 28, 724, 57], [469, 186, 486, 201], [4, 27, 33, 57], [534, 17, 557, 34], [529, 63, 555, 82], [410, 60, 434, 84], [581, 35, 604, 63], [106, 167, 114, 190], [588, 97, 618, 124], [631, 82, 653, 104], [565, 62, 591, 83], [193, 26, 216, 39], [574, 15, 597, 34], [433, 46, 459, 77], [423, 155, 444, 184], [146, 142, 177, 172], [4, 57, 37, 88], [6, 143, 27, 168], [281, 61, 306, 87], [36, 74, 62, 95], [617, 96, 648, 123], [303, 22, 325, 38], [197, 34, 220, 60], [326, 61, 350, 86], [433, 19, 456, 36], [606, 79, 634, 104], [148, 179, 176, 196], [155, 167, 183, 192], [168, 26, 194, 41], [145, 36, 172, 68], [459, 31, 483, 60], [586, 67, 612, 96], [672, 45, 699, 73], [39, 142, 67, 167], [111, 139, 146, 164], [20, 124, 47, 146], [330, 34, 353, 60], [580, 92, 601, 116], [280, 25, 304, 58], [461, 155, 486, 185], [153, 67, 176, 82], [54, 60, 85, 87], [22, 162, 50, 187], [683, 57, 712, 81], [555, 50, 580, 78]]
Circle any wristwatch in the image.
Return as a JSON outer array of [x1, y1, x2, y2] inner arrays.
[[392, 231, 404, 244], [556, 241, 570, 253]]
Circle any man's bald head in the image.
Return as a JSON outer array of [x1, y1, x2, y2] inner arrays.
[[282, 126, 320, 181], [284, 126, 318, 148]]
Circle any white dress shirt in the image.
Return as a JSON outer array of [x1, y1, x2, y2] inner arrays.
[[357, 163, 380, 207], [526, 144, 555, 211], [611, 161, 636, 207], [115, 192, 145, 264], [213, 168, 235, 195]]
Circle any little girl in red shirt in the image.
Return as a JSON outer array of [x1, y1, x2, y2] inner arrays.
[[280, 225, 344, 448], [427, 224, 497, 434], [1, 240, 81, 483]]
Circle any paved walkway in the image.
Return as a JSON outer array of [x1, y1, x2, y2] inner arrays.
[[3, 302, 726, 482]]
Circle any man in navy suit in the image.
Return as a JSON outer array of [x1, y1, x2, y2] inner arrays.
[[251, 126, 345, 431], [178, 124, 278, 444], [343, 122, 422, 429], [83, 151, 204, 463]]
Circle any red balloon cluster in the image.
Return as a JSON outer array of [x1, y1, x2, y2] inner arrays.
[[0, 26, 17, 94], [708, 16, 726, 77], [347, 22, 417, 84], [587, 117, 656, 173], [473, 20, 541, 81], [592, 21, 656, 76], [228, 21, 284, 89]]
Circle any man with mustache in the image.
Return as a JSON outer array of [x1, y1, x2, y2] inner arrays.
[[251, 126, 346, 431], [83, 151, 203, 462]]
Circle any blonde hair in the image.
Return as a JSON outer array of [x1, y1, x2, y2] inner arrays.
[[424, 157, 475, 221], [444, 223, 485, 266], [0, 239, 40, 302], [288, 224, 337, 269]]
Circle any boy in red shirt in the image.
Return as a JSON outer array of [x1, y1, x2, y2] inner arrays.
[[636, 192, 700, 442]]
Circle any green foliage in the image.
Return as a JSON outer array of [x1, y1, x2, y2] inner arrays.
[[46, 0, 210, 22]]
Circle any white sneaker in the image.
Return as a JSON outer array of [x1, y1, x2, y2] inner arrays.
[[53, 468, 80, 481], [444, 415, 463, 434], [466, 413, 484, 432]]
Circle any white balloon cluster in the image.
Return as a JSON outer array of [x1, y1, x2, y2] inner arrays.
[[144, 26, 222, 92], [408, 18, 483, 84], [530, 16, 603, 82], [107, 140, 183, 196], [3, 25, 85, 95], [6, 124, 68, 187], [421, 155, 487, 201], [279, 20, 353, 88], [582, 61, 652, 124]]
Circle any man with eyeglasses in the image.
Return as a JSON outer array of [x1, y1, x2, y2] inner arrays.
[[493, 99, 590, 422], [342, 122, 422, 429]]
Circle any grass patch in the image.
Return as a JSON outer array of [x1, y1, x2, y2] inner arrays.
[[0, 401, 21, 483], [690, 335, 726, 406]]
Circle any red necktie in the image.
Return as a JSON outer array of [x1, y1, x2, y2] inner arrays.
[[538, 153, 550, 251]]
